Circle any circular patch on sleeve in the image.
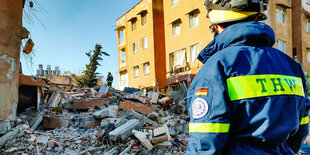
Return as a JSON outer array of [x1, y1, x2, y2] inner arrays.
[[192, 98, 209, 119]]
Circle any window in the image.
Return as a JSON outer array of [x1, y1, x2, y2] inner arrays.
[[141, 12, 147, 26], [172, 20, 181, 36], [277, 40, 287, 53], [118, 30, 125, 45], [143, 62, 149, 75], [307, 48, 310, 62], [132, 20, 136, 31], [307, 0, 310, 4], [191, 43, 200, 62], [120, 71, 128, 89], [276, 6, 285, 23], [120, 50, 126, 67], [142, 37, 148, 50], [134, 66, 139, 78], [172, 22, 180, 36], [189, 12, 199, 28], [171, 0, 179, 6], [307, 19, 310, 33], [171, 49, 186, 67], [132, 42, 137, 54]]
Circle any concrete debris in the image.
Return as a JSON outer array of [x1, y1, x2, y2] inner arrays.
[[124, 94, 149, 104], [73, 99, 106, 110], [119, 101, 152, 115], [0, 121, 11, 135], [0, 125, 24, 147], [129, 111, 159, 127], [30, 113, 44, 130], [36, 135, 50, 144], [132, 130, 153, 150], [109, 119, 141, 141], [0, 81, 190, 154], [103, 147, 118, 155], [48, 90, 62, 108], [151, 92, 159, 104]]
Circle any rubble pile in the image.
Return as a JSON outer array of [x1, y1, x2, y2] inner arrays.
[[0, 83, 190, 155]]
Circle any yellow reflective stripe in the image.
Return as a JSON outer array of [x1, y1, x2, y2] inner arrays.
[[109, 75, 113, 77], [300, 116, 309, 125], [227, 75, 305, 101], [209, 10, 258, 24], [189, 123, 230, 133], [195, 92, 208, 96]]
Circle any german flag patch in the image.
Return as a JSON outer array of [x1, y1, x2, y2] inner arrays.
[[195, 87, 208, 96]]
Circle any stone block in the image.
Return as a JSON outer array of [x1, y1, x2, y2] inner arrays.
[[119, 101, 152, 115], [73, 100, 106, 110], [43, 116, 70, 129], [93, 105, 118, 119], [109, 119, 141, 141], [132, 130, 153, 150]]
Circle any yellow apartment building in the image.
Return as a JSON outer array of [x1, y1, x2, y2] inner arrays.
[[116, 0, 166, 90], [117, 0, 310, 90], [163, 0, 213, 87]]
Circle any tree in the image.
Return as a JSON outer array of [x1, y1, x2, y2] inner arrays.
[[306, 73, 310, 96], [74, 44, 110, 87]]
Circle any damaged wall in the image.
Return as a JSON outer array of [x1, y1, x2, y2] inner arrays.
[[0, 0, 24, 120]]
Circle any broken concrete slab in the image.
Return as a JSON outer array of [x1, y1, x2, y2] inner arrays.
[[101, 118, 127, 128], [132, 130, 153, 150], [48, 91, 62, 108], [73, 100, 106, 110], [109, 119, 141, 141], [93, 109, 110, 119], [43, 116, 70, 129], [0, 121, 11, 135], [124, 94, 148, 104], [36, 135, 50, 144], [151, 92, 159, 104], [0, 125, 23, 147], [154, 141, 173, 148], [119, 101, 152, 115], [93, 105, 118, 118], [169, 82, 187, 103], [129, 111, 159, 127], [154, 125, 170, 137], [29, 113, 43, 130]]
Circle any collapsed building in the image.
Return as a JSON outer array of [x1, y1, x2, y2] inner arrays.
[[0, 79, 189, 154]]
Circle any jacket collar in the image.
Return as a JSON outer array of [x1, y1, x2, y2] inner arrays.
[[198, 22, 275, 64]]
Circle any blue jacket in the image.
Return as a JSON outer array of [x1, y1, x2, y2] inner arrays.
[[107, 73, 113, 82], [187, 22, 310, 155]]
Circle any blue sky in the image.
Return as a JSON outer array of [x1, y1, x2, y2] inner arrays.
[[21, 0, 141, 89]]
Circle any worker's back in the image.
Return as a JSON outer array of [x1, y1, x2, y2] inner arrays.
[[187, 22, 309, 154]]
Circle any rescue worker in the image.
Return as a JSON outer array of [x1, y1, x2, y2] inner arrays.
[[106, 72, 113, 88], [187, 0, 310, 154], [91, 74, 98, 87]]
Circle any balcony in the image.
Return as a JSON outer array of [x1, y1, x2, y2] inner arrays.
[[118, 37, 125, 46]]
